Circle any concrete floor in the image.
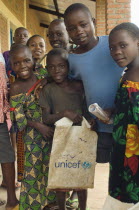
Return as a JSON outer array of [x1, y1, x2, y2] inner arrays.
[[0, 163, 109, 210]]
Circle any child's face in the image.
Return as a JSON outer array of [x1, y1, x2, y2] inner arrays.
[[28, 36, 46, 61], [48, 22, 69, 49], [47, 55, 68, 84], [64, 9, 95, 47], [109, 30, 139, 67], [13, 29, 29, 45], [11, 48, 34, 80]]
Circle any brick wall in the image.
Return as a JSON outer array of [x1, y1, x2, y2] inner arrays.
[[96, 0, 106, 36], [1, 0, 25, 25], [96, 0, 131, 36], [106, 0, 131, 34], [0, 14, 8, 52], [26, 5, 45, 37]]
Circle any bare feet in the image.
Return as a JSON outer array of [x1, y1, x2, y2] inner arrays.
[[6, 202, 19, 210], [0, 181, 21, 189]]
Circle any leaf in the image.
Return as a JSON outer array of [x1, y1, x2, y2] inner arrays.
[[129, 192, 139, 201], [126, 183, 134, 192], [119, 113, 125, 120], [115, 126, 123, 139], [134, 187, 139, 194], [119, 139, 126, 145]]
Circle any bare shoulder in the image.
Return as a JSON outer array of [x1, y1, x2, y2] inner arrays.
[[10, 80, 22, 96]]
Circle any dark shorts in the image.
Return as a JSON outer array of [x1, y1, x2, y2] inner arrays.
[[0, 122, 15, 163], [96, 132, 113, 163]]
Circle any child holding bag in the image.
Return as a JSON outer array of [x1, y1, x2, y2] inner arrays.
[[39, 48, 95, 210]]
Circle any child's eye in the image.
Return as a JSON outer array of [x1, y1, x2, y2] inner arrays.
[[110, 47, 114, 51], [47, 33, 53, 38], [67, 27, 76, 32], [120, 44, 127, 48], [48, 66, 55, 71], [57, 33, 62, 37], [25, 59, 31, 63], [39, 44, 44, 48], [60, 64, 65, 68], [14, 62, 20, 66], [30, 44, 36, 47], [81, 23, 88, 28]]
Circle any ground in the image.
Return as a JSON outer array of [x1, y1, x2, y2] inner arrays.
[[0, 163, 109, 210]]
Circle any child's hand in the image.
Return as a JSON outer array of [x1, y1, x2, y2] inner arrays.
[[64, 110, 82, 124], [37, 123, 54, 139], [98, 108, 113, 124], [89, 119, 97, 131]]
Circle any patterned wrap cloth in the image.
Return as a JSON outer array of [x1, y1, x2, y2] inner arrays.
[[109, 80, 139, 204], [10, 70, 56, 210]]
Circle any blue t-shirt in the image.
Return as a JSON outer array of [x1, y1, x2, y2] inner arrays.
[[69, 36, 124, 133]]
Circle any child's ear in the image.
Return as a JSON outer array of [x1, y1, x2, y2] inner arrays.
[[92, 18, 96, 27]]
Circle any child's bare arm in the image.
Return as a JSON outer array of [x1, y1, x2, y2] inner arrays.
[[42, 108, 82, 125], [27, 120, 54, 139]]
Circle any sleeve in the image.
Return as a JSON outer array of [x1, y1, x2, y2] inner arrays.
[[131, 91, 139, 126], [82, 94, 92, 121], [39, 85, 52, 111], [10, 94, 27, 131]]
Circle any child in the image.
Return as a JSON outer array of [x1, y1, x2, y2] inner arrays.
[[47, 19, 70, 51], [47, 19, 79, 209], [15, 35, 48, 182], [108, 22, 139, 203], [64, 3, 123, 164], [0, 61, 18, 209], [10, 44, 56, 209], [2, 27, 29, 189], [3, 27, 29, 79], [39, 48, 95, 210], [27, 35, 47, 77]]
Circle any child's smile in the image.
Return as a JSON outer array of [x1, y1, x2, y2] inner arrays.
[[11, 48, 34, 80]]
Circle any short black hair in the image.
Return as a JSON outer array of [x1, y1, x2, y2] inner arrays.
[[14, 27, 28, 35], [109, 22, 139, 40], [9, 44, 32, 61], [47, 48, 69, 68], [64, 3, 93, 20], [26, 34, 44, 46], [49, 19, 64, 26]]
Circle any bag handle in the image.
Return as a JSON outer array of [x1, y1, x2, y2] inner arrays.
[[55, 117, 91, 128]]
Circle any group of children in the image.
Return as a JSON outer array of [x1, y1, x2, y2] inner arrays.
[[1, 2, 139, 210]]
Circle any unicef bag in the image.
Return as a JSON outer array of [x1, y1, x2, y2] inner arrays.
[[47, 117, 98, 190]]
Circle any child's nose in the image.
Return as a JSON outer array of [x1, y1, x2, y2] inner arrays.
[[115, 47, 122, 55], [76, 26, 83, 35], [36, 44, 40, 49], [53, 34, 58, 40]]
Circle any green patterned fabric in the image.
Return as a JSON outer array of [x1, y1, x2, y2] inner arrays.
[[109, 80, 139, 203], [10, 77, 56, 209]]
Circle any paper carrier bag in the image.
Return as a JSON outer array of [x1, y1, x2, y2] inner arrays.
[[102, 195, 134, 210], [129, 202, 139, 209], [47, 117, 98, 190]]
